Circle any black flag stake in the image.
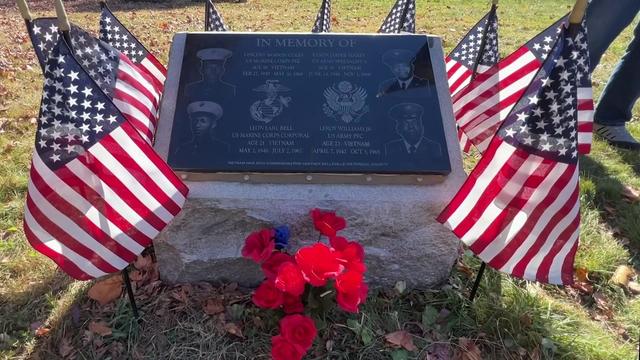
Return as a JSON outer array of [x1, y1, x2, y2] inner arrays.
[[122, 268, 140, 319]]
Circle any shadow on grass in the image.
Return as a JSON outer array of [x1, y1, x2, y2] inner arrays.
[[613, 147, 640, 177], [0, 269, 74, 357], [580, 155, 640, 254]]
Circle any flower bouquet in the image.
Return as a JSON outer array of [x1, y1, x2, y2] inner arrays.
[[241, 209, 368, 360]]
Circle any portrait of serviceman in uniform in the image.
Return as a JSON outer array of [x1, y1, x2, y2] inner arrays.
[[174, 101, 230, 165], [377, 49, 432, 98], [385, 103, 442, 162], [185, 48, 236, 103]]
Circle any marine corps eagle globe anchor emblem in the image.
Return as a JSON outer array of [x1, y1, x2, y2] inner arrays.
[[249, 80, 292, 124], [322, 81, 369, 123]]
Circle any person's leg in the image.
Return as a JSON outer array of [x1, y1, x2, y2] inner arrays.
[[595, 19, 640, 127], [586, 0, 640, 69], [587, 1, 640, 149]]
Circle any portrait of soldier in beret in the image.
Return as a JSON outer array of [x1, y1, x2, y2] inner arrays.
[[185, 48, 236, 103], [378, 49, 432, 98], [174, 101, 230, 166], [385, 103, 442, 162]]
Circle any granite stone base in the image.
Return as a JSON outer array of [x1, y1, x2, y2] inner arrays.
[[155, 176, 465, 288]]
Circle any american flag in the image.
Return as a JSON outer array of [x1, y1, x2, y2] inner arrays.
[[446, 5, 499, 152], [378, 0, 415, 34], [311, 0, 331, 33], [100, 2, 166, 91], [446, 6, 499, 96], [453, 16, 590, 154], [437, 22, 591, 285], [205, 0, 229, 32], [28, 19, 161, 145], [25, 35, 188, 280]]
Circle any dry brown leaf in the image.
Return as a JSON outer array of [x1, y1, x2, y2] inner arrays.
[[88, 276, 123, 306], [628, 281, 640, 294], [572, 281, 593, 295], [454, 338, 482, 360], [575, 268, 589, 283], [224, 322, 244, 338], [129, 270, 144, 282], [88, 321, 112, 337], [203, 298, 225, 315], [385, 330, 418, 351], [134, 255, 153, 271], [610, 265, 635, 287], [34, 326, 50, 337], [621, 185, 640, 203], [58, 337, 74, 358], [592, 292, 614, 319]]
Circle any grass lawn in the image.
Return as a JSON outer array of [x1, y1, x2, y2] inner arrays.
[[1, 0, 639, 359]]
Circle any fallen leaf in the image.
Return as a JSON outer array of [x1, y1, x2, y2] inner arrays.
[[611, 265, 635, 287], [203, 298, 225, 315], [58, 337, 74, 358], [575, 267, 589, 283], [34, 326, 50, 337], [571, 281, 593, 294], [621, 185, 640, 203], [427, 342, 452, 360], [88, 276, 123, 305], [628, 281, 640, 294], [134, 255, 153, 271], [454, 338, 481, 360], [224, 322, 244, 338], [88, 321, 112, 337], [592, 292, 614, 319], [385, 331, 417, 352]]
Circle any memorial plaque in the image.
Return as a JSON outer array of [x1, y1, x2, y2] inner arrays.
[[159, 33, 453, 176]]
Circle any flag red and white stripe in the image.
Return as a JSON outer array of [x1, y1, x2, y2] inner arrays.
[[114, 54, 160, 144], [25, 36, 188, 280], [437, 139, 579, 284], [454, 16, 593, 155], [438, 21, 590, 285], [25, 122, 188, 279]]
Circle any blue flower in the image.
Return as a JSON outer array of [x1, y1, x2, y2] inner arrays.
[[274, 225, 290, 250]]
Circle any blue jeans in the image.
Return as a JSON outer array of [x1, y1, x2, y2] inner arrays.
[[586, 0, 640, 126]]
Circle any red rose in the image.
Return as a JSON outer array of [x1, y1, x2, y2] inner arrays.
[[336, 283, 368, 313], [329, 236, 349, 250], [262, 252, 294, 279], [310, 209, 346, 237], [280, 314, 317, 351], [275, 262, 306, 296], [336, 271, 363, 294], [271, 335, 304, 360], [295, 243, 344, 286], [252, 280, 284, 309], [283, 293, 304, 314], [335, 241, 366, 273], [242, 228, 275, 263]]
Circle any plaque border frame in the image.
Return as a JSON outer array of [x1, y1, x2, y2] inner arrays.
[[155, 32, 460, 186]]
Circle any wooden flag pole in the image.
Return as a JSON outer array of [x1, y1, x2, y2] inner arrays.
[[16, 0, 32, 21], [53, 0, 73, 48], [470, 2, 498, 80], [569, 0, 588, 25]]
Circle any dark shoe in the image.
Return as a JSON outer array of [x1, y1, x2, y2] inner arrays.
[[594, 124, 640, 150]]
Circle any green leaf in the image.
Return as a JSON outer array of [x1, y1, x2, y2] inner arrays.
[[421, 305, 438, 328], [390, 349, 409, 360], [360, 327, 374, 346]]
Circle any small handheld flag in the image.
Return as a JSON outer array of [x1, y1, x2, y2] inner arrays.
[[205, 0, 229, 32], [311, 0, 331, 33], [453, 16, 572, 153], [445, 4, 499, 152], [25, 35, 188, 280], [378, 0, 415, 34], [100, 2, 166, 90], [438, 21, 591, 285]]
